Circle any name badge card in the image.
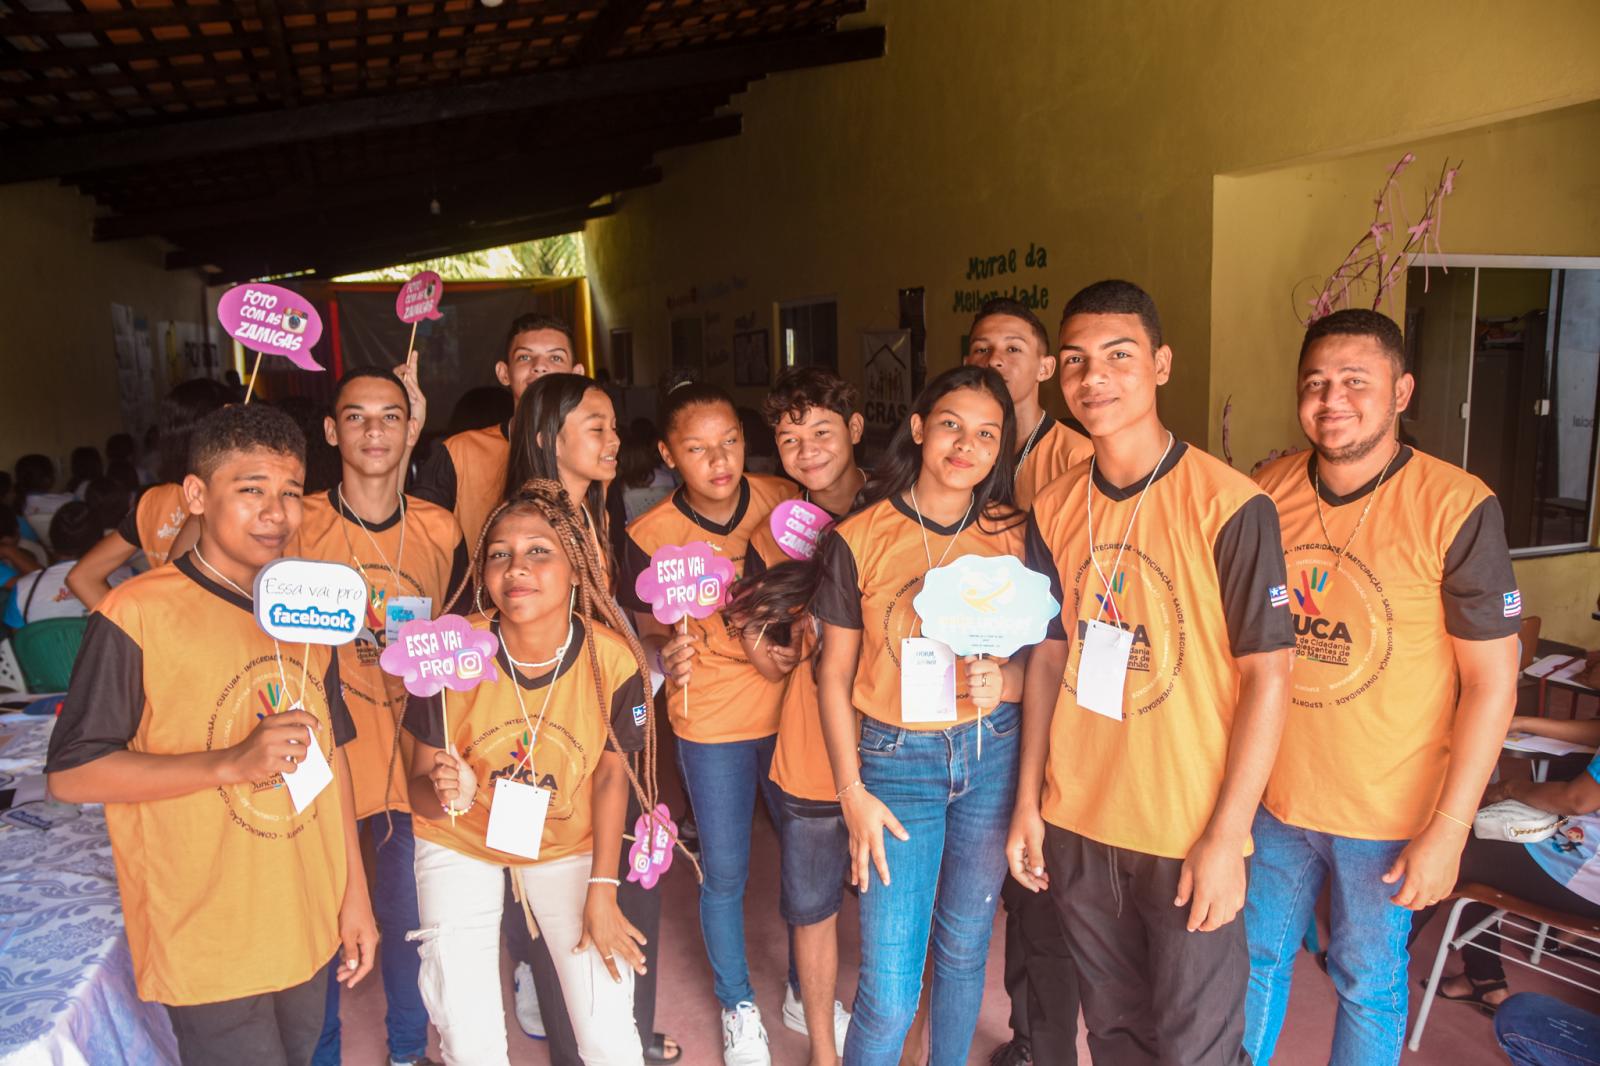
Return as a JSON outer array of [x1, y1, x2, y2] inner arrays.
[[385, 596, 432, 647], [255, 559, 366, 646], [1076, 619, 1133, 721], [486, 778, 551, 860], [281, 701, 335, 814], [900, 637, 957, 723]]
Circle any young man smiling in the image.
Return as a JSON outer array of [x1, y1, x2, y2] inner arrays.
[[1007, 280, 1293, 1065], [965, 296, 1093, 511], [413, 313, 583, 551], [1244, 309, 1519, 1066], [294, 367, 466, 1066]]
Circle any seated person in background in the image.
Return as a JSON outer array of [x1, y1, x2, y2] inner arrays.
[[1414, 713, 1600, 1013], [1495, 992, 1600, 1065], [84, 477, 133, 536], [0, 502, 43, 627], [66, 444, 104, 497], [5, 502, 116, 629], [15, 453, 72, 551]]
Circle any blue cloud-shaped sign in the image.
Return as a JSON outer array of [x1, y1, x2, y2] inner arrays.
[[913, 553, 1060, 658]]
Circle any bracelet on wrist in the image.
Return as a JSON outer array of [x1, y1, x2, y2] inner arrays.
[[836, 778, 864, 801], [1434, 807, 1472, 832], [444, 796, 474, 815], [587, 876, 622, 887]]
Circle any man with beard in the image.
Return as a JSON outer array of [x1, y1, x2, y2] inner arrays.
[[1245, 308, 1520, 1066]]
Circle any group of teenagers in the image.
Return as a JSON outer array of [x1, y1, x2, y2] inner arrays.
[[39, 275, 1559, 1066]]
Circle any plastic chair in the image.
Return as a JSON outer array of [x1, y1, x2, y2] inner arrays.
[[11, 617, 87, 693], [1410, 882, 1600, 1051]]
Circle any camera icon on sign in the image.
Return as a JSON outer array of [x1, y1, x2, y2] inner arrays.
[[282, 308, 309, 334], [697, 578, 721, 607], [457, 650, 484, 679]]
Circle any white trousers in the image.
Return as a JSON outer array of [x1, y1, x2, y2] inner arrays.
[[410, 838, 643, 1066]]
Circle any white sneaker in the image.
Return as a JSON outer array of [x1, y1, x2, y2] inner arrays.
[[781, 984, 851, 1056], [722, 1001, 772, 1066], [512, 961, 546, 1039]]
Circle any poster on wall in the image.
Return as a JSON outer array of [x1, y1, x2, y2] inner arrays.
[[862, 330, 912, 435], [110, 303, 157, 440], [733, 329, 770, 386]]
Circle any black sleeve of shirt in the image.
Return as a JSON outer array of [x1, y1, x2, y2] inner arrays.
[[46, 614, 144, 773], [446, 539, 470, 603], [745, 545, 768, 578], [606, 673, 648, 754], [402, 692, 446, 749], [410, 445, 457, 512], [1442, 495, 1522, 640], [619, 532, 651, 615], [324, 652, 356, 747], [1212, 494, 1296, 657], [1024, 514, 1069, 641], [115, 505, 140, 548], [810, 531, 863, 629]]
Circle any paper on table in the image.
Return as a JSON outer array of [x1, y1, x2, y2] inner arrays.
[[1525, 654, 1578, 678], [1504, 733, 1598, 757], [1549, 659, 1593, 685]]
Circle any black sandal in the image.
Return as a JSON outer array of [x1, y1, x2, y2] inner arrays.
[[643, 1032, 682, 1065], [1425, 974, 1508, 1017]]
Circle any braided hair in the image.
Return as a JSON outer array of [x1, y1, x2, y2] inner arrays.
[[445, 478, 673, 870]]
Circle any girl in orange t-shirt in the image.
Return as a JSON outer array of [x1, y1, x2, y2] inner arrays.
[[813, 365, 1027, 1065], [405, 481, 660, 1066]]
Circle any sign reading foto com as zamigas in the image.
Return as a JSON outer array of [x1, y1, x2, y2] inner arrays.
[[254, 558, 366, 645]]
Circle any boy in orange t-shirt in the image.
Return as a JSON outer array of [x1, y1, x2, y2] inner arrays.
[[46, 404, 377, 1066], [1243, 309, 1520, 1065]]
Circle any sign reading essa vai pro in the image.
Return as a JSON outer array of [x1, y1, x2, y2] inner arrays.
[[253, 558, 366, 645]]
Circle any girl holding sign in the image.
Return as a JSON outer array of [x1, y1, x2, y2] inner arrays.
[[404, 481, 658, 1066], [618, 382, 798, 1066], [812, 366, 1027, 1066]]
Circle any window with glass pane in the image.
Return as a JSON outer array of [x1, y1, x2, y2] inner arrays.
[[778, 299, 838, 370], [1405, 262, 1600, 552]]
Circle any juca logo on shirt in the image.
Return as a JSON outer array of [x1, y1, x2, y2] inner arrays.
[[1285, 548, 1394, 709], [211, 655, 332, 837], [466, 716, 592, 826], [1067, 548, 1184, 716]]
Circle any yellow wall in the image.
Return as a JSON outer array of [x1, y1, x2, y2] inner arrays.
[[0, 181, 209, 476], [587, 0, 1600, 440]]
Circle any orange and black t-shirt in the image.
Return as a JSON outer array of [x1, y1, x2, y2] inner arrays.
[[46, 555, 356, 1006], [1025, 442, 1294, 859], [1015, 415, 1094, 510], [812, 495, 1027, 729], [412, 422, 511, 554], [1254, 446, 1520, 840], [292, 488, 468, 819], [115, 482, 189, 566], [402, 616, 646, 866], [619, 474, 798, 744]]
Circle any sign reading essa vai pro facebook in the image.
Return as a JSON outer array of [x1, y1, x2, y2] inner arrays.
[[253, 558, 366, 645]]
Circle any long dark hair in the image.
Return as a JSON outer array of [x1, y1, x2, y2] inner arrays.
[[863, 365, 1021, 531], [157, 379, 235, 484], [505, 374, 612, 551]]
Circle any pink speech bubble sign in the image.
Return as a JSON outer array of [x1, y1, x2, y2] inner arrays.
[[395, 271, 445, 324], [633, 541, 735, 626], [769, 499, 833, 561], [626, 803, 678, 889], [378, 614, 502, 698], [216, 283, 325, 371]]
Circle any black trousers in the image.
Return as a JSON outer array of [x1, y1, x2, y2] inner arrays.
[[1043, 825, 1250, 1066], [1001, 874, 1080, 1065], [510, 791, 663, 1066], [166, 960, 328, 1066], [1412, 833, 1600, 983]]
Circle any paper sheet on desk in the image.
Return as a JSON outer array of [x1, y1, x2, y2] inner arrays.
[[1505, 733, 1598, 757], [1526, 654, 1579, 679]]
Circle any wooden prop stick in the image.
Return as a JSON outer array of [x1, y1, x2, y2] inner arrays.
[[241, 349, 265, 405], [680, 617, 690, 722], [441, 689, 458, 826], [404, 321, 418, 367]]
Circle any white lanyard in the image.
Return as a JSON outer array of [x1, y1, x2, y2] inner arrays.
[[502, 614, 575, 776], [1085, 433, 1174, 626], [1014, 413, 1048, 484], [908, 486, 973, 640], [338, 486, 406, 595], [194, 547, 309, 706]]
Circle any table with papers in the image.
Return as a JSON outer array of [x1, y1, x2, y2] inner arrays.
[[0, 714, 177, 1066]]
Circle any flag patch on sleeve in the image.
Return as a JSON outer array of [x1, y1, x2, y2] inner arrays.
[[1269, 584, 1289, 608], [1503, 591, 1522, 617], [632, 703, 648, 727]]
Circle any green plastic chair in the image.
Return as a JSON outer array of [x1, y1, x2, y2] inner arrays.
[[12, 617, 87, 693]]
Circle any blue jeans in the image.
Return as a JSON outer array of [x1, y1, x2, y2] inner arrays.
[[1243, 807, 1410, 1066], [843, 703, 1020, 1066], [677, 732, 797, 1010], [1497, 993, 1600, 1065], [312, 811, 429, 1065]]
